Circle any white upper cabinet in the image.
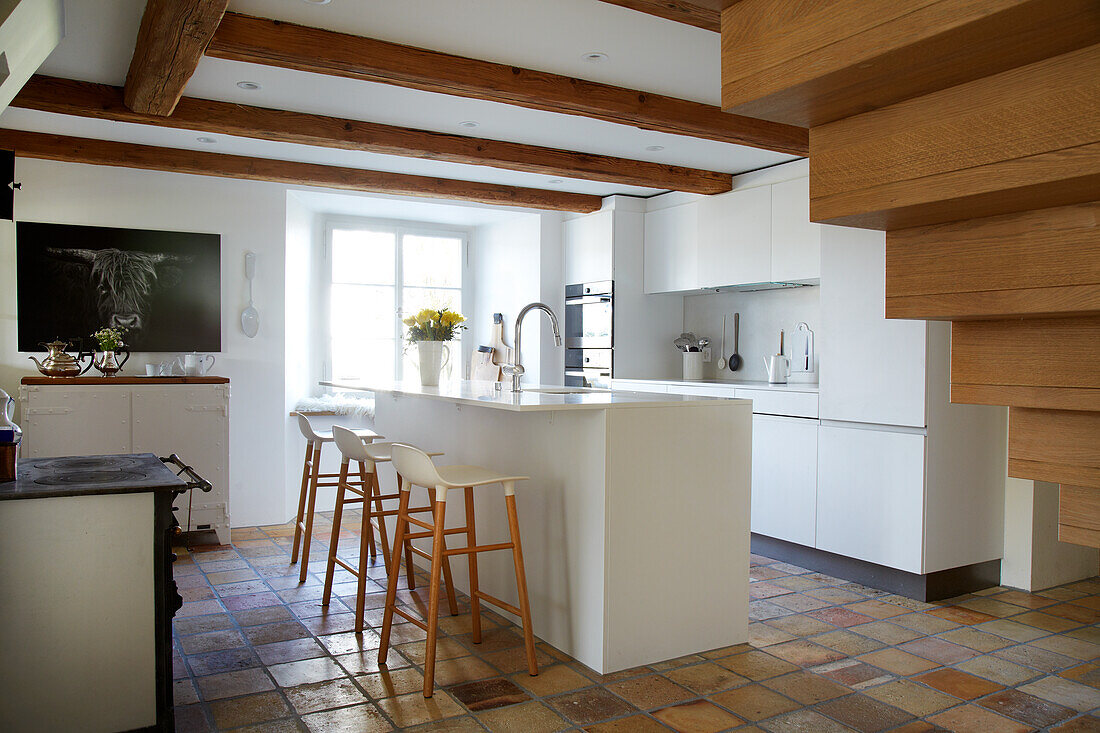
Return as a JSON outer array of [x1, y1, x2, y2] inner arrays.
[[698, 186, 772, 289], [564, 210, 614, 284], [771, 176, 821, 283], [643, 203, 698, 294]]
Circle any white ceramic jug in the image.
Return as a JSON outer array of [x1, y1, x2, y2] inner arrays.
[[177, 352, 216, 376], [763, 354, 791, 384], [417, 341, 450, 387]]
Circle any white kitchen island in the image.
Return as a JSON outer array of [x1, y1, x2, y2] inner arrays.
[[322, 380, 752, 674]]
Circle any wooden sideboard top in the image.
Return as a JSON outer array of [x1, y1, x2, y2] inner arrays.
[[20, 376, 230, 385]]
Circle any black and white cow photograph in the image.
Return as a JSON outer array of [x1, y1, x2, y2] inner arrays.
[[16, 221, 221, 352]]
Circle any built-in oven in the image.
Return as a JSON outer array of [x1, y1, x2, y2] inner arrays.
[[564, 281, 613, 349], [565, 348, 612, 388], [565, 281, 613, 387]]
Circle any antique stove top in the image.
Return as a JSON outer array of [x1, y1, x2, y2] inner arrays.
[[1, 453, 185, 499]]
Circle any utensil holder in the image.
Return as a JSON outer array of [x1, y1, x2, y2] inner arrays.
[[683, 352, 703, 381]]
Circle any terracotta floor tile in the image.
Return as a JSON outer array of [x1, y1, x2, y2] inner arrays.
[[299, 702, 393, 732], [856, 649, 938, 676], [186, 647, 261, 676], [1031, 634, 1100, 661], [925, 606, 998, 625], [474, 700, 569, 733], [1014, 611, 1085, 633], [1044, 603, 1100, 625], [844, 600, 911, 620], [234, 604, 295, 627], [664, 662, 749, 695], [243, 620, 312, 646], [714, 650, 800, 680], [763, 614, 836, 637], [750, 600, 798, 621], [806, 588, 867, 605], [748, 623, 797, 648], [761, 671, 849, 705], [284, 677, 370, 715], [771, 562, 811, 575], [174, 678, 200, 706], [433, 655, 501, 687], [758, 709, 859, 733], [507, 664, 590, 697], [813, 630, 885, 657], [394, 637, 473, 666], [752, 566, 792, 581], [700, 644, 752, 660], [992, 590, 1060, 609], [172, 704, 210, 733], [913, 667, 1003, 700], [376, 690, 465, 727], [584, 713, 672, 732], [255, 637, 329, 666], [710, 683, 800, 721], [769, 593, 832, 612], [994, 643, 1081, 674], [927, 703, 1031, 733], [180, 629, 247, 655], [546, 687, 637, 726], [1051, 715, 1100, 733], [652, 700, 741, 733], [205, 568, 259, 585], [852, 621, 922, 645], [1059, 663, 1100, 688], [973, 618, 1049, 644], [816, 660, 893, 689], [480, 644, 556, 674], [888, 613, 959, 636], [172, 611, 234, 636], [357, 667, 425, 699], [815, 693, 914, 732], [935, 626, 1014, 653], [448, 677, 530, 712], [956, 597, 1029, 619], [766, 639, 847, 667], [878, 596, 937, 612], [207, 690, 292, 729], [607, 674, 694, 710], [195, 667, 275, 701], [862, 678, 960, 716], [899, 637, 981, 665], [978, 688, 1076, 728], [771, 576, 827, 592], [956, 654, 1041, 687], [269, 656, 347, 688], [1066, 625, 1100, 645], [1019, 675, 1100, 711]]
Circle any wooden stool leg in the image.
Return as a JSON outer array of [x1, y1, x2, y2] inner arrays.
[[423, 491, 447, 698], [354, 462, 373, 632], [378, 480, 411, 665], [298, 443, 323, 584], [464, 486, 482, 643], [399, 472, 417, 590], [290, 441, 312, 564], [505, 487, 538, 676], [429, 499, 459, 616], [367, 469, 391, 571], [322, 459, 350, 605]]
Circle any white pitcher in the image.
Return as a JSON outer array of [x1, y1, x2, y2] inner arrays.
[[417, 341, 450, 387], [177, 352, 216, 376], [763, 354, 790, 384]]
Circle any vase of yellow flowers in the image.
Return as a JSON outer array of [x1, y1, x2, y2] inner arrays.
[[403, 308, 466, 386]]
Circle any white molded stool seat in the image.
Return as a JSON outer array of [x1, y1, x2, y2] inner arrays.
[[290, 412, 383, 583], [324, 426, 453, 632], [378, 443, 538, 698]]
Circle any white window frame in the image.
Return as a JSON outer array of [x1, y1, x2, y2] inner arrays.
[[321, 217, 470, 382]]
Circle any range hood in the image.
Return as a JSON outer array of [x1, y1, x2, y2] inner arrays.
[[709, 281, 815, 293]]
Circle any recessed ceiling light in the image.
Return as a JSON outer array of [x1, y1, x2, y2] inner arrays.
[[196, 137, 216, 144], [582, 52, 609, 63], [459, 120, 479, 128], [645, 145, 665, 152], [548, 178, 564, 184], [236, 81, 262, 90]]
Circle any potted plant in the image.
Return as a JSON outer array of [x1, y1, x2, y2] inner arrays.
[[91, 326, 128, 376], [403, 308, 465, 386]]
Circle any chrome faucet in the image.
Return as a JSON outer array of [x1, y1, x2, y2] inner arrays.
[[503, 302, 562, 392]]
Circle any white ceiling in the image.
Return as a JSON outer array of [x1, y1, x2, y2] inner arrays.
[[289, 189, 536, 227], [0, 0, 800, 205]]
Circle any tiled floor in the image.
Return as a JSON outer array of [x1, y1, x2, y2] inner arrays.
[[172, 511, 1100, 732]]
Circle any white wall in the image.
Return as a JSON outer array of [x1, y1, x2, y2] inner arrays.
[[1, 159, 288, 526], [683, 286, 820, 382], [1002, 477, 1098, 590]]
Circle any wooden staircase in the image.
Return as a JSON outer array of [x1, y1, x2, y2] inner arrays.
[[718, 0, 1100, 546]]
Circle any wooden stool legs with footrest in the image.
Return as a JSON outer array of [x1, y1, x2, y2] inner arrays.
[[377, 443, 539, 698]]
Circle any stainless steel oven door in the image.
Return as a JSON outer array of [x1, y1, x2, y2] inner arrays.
[[565, 282, 613, 349], [565, 348, 611, 387], [564, 368, 612, 388]]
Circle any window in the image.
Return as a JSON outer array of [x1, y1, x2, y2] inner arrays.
[[326, 223, 465, 383]]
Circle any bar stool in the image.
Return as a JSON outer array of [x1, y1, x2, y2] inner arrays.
[[378, 443, 539, 698], [323, 426, 457, 631], [291, 412, 382, 584]]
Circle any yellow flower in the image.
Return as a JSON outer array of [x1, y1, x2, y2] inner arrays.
[[402, 316, 416, 327], [415, 308, 435, 326]]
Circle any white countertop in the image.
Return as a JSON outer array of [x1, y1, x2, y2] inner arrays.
[[322, 380, 749, 412], [614, 377, 820, 393]]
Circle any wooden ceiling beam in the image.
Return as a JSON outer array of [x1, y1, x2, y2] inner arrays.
[[0, 129, 603, 213], [124, 0, 230, 116], [205, 12, 808, 155], [594, 1, 723, 32], [12, 76, 732, 195]]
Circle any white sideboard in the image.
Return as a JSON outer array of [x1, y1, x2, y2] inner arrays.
[[19, 379, 231, 545]]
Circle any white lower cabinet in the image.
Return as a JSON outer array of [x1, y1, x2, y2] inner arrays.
[[750, 415, 817, 547], [816, 425, 926, 574]]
